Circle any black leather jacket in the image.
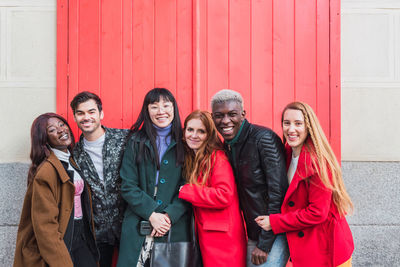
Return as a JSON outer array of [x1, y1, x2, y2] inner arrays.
[[224, 119, 288, 252]]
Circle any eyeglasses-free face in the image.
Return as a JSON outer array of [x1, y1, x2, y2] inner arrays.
[[282, 109, 308, 157], [212, 101, 246, 141], [46, 117, 72, 152], [73, 99, 104, 138], [184, 118, 208, 154]]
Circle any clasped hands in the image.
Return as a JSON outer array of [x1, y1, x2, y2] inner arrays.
[[149, 212, 171, 237]]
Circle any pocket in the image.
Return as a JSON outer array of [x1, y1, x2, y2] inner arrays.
[[202, 220, 229, 232]]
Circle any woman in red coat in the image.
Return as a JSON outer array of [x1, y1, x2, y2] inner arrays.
[[179, 110, 246, 267], [255, 102, 354, 267]]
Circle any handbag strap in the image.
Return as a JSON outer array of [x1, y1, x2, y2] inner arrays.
[[166, 213, 196, 243]]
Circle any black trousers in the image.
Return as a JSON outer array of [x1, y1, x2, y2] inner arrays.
[[97, 242, 115, 267], [70, 219, 97, 267]]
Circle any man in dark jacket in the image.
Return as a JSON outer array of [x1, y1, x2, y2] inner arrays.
[[70, 91, 128, 267], [211, 89, 289, 267]]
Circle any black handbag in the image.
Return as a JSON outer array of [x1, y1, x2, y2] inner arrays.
[[150, 217, 202, 267]]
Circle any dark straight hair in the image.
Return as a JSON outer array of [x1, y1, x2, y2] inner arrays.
[[129, 88, 184, 167], [27, 113, 75, 185]]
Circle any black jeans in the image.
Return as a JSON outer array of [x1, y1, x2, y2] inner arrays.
[[97, 242, 115, 267], [70, 219, 97, 267]]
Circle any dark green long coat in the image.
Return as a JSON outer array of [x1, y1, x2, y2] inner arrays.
[[117, 135, 191, 266]]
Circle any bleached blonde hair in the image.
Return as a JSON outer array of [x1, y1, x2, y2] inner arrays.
[[210, 89, 244, 110]]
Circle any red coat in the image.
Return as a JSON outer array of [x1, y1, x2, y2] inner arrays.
[[269, 145, 354, 267], [179, 150, 246, 267]]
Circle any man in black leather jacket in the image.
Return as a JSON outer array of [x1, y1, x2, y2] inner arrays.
[[211, 89, 289, 267]]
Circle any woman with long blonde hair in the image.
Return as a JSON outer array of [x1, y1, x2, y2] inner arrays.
[[179, 110, 246, 267], [255, 102, 354, 267]]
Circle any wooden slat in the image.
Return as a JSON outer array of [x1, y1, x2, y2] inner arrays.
[[56, 0, 68, 119], [273, 0, 295, 136], [251, 0, 273, 127], [122, 0, 133, 128], [154, 0, 177, 93], [294, 0, 317, 107], [67, 0, 80, 137], [330, 0, 341, 160], [100, 0, 123, 127], [176, 0, 193, 120], [316, 0, 331, 144], [78, 0, 100, 96], [193, 0, 207, 110], [131, 0, 155, 123], [229, 0, 251, 119], [207, 0, 229, 111]]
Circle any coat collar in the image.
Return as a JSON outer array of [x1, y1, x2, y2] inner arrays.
[[46, 150, 72, 184], [284, 142, 317, 198]]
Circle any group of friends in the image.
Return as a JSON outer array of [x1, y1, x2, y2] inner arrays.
[[13, 88, 354, 267]]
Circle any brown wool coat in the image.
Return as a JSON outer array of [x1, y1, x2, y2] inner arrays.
[[14, 151, 76, 267]]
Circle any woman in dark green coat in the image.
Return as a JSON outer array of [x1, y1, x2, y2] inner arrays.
[[118, 88, 191, 267]]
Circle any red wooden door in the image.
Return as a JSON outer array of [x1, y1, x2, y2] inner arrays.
[[57, 0, 341, 158]]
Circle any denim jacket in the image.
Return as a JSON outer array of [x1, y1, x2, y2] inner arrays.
[[73, 126, 128, 245]]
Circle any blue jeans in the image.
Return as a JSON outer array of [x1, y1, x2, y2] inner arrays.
[[246, 234, 290, 267]]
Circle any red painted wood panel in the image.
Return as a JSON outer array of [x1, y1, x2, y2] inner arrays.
[[154, 0, 177, 92], [57, 0, 341, 159], [66, 0, 80, 136], [207, 0, 229, 111], [316, 0, 331, 148], [250, 0, 273, 127], [273, 0, 295, 136], [176, 0, 193, 119], [330, 0, 341, 159], [56, 0, 68, 118], [229, 0, 251, 120], [131, 0, 155, 123], [122, 0, 133, 129], [295, 0, 317, 107], [101, 0, 123, 128]]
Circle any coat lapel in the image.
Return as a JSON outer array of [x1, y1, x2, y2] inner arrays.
[[46, 151, 72, 184], [283, 144, 316, 202]]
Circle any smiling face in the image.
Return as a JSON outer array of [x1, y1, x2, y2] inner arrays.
[[212, 101, 246, 141], [148, 97, 174, 128], [73, 99, 104, 140], [46, 117, 72, 152], [282, 109, 308, 157], [184, 118, 208, 153]]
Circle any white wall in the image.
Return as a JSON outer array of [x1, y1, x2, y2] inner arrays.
[[341, 0, 400, 161], [0, 0, 56, 163]]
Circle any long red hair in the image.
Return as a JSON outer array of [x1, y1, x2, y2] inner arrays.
[[183, 110, 223, 185]]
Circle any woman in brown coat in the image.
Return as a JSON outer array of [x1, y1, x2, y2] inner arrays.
[[14, 113, 99, 267]]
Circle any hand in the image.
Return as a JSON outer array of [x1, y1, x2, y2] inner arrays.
[[251, 247, 268, 265], [151, 228, 168, 237], [255, 215, 271, 231], [149, 212, 171, 236]]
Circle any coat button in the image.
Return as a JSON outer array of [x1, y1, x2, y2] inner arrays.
[[157, 200, 163, 205], [163, 159, 169, 165], [160, 178, 166, 184], [288, 201, 295, 207], [298, 231, 304, 237]]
